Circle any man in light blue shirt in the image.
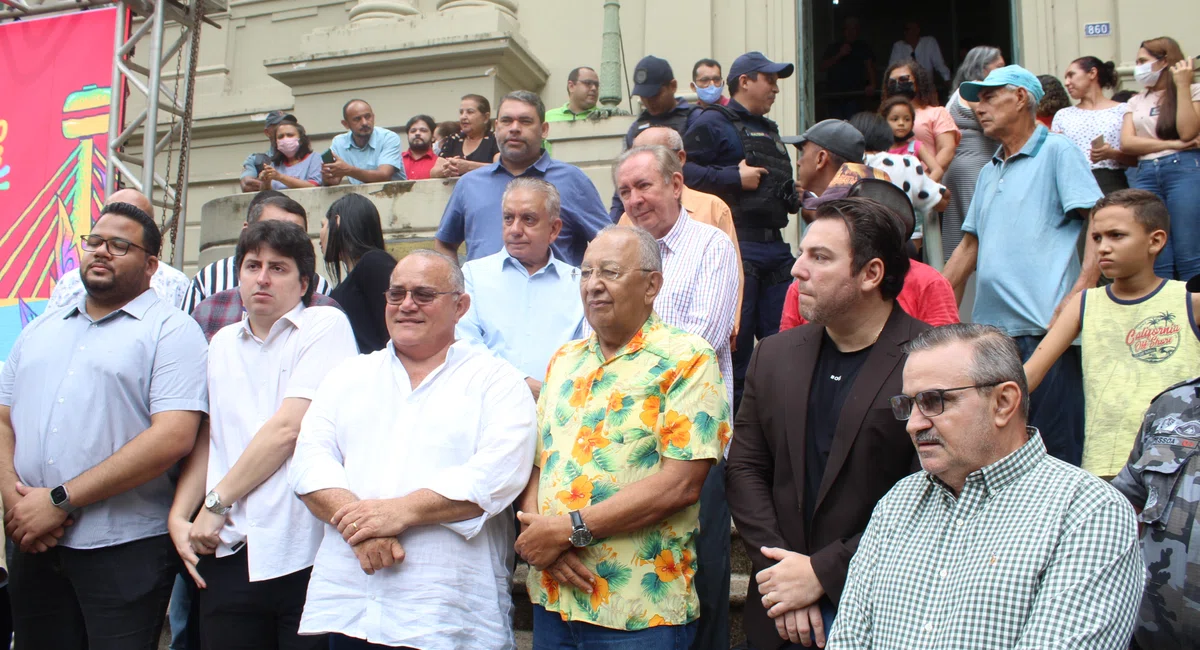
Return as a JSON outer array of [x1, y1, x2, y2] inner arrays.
[[0, 201, 208, 649], [322, 99, 406, 185], [457, 177, 583, 397], [434, 91, 609, 267], [943, 65, 1103, 467]]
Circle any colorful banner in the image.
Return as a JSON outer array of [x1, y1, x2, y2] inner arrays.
[[0, 8, 118, 359]]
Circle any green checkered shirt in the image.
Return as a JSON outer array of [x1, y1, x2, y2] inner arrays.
[[828, 430, 1145, 649]]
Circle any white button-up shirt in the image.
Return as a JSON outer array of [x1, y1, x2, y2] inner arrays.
[[288, 341, 536, 649], [206, 303, 358, 581]]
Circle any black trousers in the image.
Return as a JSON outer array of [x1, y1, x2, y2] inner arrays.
[[9, 533, 177, 650], [196, 548, 325, 650]]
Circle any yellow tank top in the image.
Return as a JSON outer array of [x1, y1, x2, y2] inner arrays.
[[1081, 279, 1200, 476]]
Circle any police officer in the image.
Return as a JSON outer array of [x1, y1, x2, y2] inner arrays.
[[607, 55, 701, 221], [684, 51, 798, 409]]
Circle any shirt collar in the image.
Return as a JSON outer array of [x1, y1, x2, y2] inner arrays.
[[68, 287, 157, 322], [238, 300, 306, 341], [499, 249, 566, 279], [926, 426, 1045, 498], [582, 313, 671, 363], [403, 149, 432, 161], [345, 128, 380, 151], [386, 338, 474, 390], [657, 208, 691, 254], [489, 150, 552, 177], [992, 123, 1050, 165]]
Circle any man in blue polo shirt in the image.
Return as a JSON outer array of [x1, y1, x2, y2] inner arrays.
[[434, 90, 608, 267], [322, 99, 406, 185], [943, 65, 1103, 466]]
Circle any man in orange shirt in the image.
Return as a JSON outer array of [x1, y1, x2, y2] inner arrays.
[[619, 126, 744, 337]]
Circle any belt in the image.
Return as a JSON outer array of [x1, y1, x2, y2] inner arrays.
[[735, 227, 783, 243]]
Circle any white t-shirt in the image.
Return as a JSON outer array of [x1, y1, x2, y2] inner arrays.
[[1126, 83, 1200, 160], [1051, 104, 1129, 170]]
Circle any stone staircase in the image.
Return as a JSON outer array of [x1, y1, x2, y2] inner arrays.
[[511, 523, 752, 649]]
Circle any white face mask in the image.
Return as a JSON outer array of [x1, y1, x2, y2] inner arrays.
[[1134, 60, 1162, 88]]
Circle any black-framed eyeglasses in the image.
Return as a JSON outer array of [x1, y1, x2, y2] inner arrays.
[[80, 234, 149, 257], [383, 287, 461, 306], [889, 382, 1002, 420], [694, 76, 724, 86], [574, 79, 600, 88], [578, 265, 654, 283]]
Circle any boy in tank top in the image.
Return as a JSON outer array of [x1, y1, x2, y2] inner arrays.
[[1024, 189, 1200, 478]]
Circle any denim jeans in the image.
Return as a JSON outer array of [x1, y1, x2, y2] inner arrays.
[[692, 460, 730, 650], [1014, 335, 1085, 466], [1131, 149, 1200, 280], [733, 240, 795, 412], [533, 605, 697, 649]]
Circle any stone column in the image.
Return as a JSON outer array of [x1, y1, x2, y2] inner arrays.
[[349, 0, 419, 22], [436, 0, 518, 18], [598, 0, 623, 109]]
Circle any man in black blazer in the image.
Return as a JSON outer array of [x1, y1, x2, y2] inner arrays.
[[727, 196, 929, 649]]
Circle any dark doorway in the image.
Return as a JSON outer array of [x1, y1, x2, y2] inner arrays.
[[806, 0, 1014, 121]]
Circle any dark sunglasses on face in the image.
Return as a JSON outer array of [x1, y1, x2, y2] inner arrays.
[[383, 287, 460, 306], [889, 382, 1002, 420]]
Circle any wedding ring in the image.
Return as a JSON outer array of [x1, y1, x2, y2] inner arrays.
[[351, 522, 359, 531]]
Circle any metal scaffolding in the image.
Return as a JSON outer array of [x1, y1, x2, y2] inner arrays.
[[2, 0, 223, 266]]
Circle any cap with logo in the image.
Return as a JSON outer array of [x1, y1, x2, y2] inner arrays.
[[631, 56, 675, 98], [958, 64, 1046, 103], [265, 110, 297, 127], [727, 51, 795, 84]]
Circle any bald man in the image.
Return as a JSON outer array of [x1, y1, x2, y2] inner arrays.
[[619, 126, 743, 335], [47, 189, 192, 310]]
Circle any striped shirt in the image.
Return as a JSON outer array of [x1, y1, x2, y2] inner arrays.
[[828, 431, 1144, 650], [182, 256, 331, 314]]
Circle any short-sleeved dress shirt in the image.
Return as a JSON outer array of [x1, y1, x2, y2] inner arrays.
[[330, 128, 406, 184]]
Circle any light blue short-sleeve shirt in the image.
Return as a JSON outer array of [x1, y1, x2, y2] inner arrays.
[[330, 128, 406, 184], [0, 289, 209, 549], [963, 125, 1102, 337]]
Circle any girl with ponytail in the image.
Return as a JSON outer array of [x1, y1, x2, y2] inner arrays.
[[1052, 56, 1136, 195]]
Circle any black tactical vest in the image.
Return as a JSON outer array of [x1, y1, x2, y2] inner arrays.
[[705, 104, 795, 231], [626, 108, 693, 147]]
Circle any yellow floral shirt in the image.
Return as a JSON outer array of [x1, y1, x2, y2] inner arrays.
[[527, 313, 730, 630]]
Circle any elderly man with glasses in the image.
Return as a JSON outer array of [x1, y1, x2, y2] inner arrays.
[[828, 323, 1144, 649], [287, 250, 536, 650]]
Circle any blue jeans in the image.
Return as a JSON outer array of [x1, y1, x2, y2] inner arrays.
[[733, 240, 795, 411], [533, 605, 696, 649], [1014, 335, 1084, 466], [1132, 149, 1200, 280], [692, 461, 730, 650], [168, 574, 192, 650]]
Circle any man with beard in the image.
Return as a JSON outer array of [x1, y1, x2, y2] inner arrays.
[[401, 115, 439, 180], [435, 90, 608, 266], [1, 201, 209, 649], [726, 197, 926, 649]]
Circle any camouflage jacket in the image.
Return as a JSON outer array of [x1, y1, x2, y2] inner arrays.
[[1112, 376, 1200, 650]]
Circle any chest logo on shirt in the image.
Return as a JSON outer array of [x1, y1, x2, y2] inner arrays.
[[830, 374, 843, 381], [1126, 312, 1182, 363]]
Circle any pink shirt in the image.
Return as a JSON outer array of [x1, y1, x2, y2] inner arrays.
[[914, 105, 960, 155], [1126, 83, 1200, 160]]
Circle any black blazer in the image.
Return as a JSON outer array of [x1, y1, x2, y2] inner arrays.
[[726, 304, 927, 650]]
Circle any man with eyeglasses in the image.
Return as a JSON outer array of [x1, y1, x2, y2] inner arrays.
[[546, 66, 600, 122], [456, 177, 583, 400], [515, 225, 727, 649], [726, 197, 926, 650], [691, 58, 729, 109], [828, 323, 1143, 649], [1, 201, 209, 649], [288, 249, 536, 649]]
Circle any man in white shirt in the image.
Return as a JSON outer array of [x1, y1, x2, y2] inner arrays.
[[613, 144, 741, 649], [288, 249, 536, 650], [168, 219, 358, 649], [47, 188, 192, 310], [456, 177, 583, 399], [888, 21, 951, 83]]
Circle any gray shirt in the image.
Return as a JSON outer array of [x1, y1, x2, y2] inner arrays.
[[0, 289, 209, 549]]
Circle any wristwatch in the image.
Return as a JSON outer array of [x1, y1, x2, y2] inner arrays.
[[204, 490, 232, 515], [50, 484, 74, 512], [568, 510, 593, 548]]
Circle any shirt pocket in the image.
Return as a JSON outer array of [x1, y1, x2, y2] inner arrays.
[[1131, 443, 1197, 526]]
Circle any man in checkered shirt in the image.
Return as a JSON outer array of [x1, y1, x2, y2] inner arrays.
[[827, 323, 1143, 649]]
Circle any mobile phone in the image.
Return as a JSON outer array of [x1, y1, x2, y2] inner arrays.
[[1091, 135, 1105, 148], [321, 149, 336, 165]]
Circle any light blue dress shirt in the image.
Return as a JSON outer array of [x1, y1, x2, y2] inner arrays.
[[456, 250, 584, 381], [330, 127, 406, 184], [0, 289, 209, 549], [963, 124, 1102, 338]]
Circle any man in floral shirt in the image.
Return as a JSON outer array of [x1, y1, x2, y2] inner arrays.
[[514, 225, 729, 648]]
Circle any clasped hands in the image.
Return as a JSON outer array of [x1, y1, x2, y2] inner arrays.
[[4, 482, 72, 553], [514, 510, 596, 594], [757, 546, 829, 648]]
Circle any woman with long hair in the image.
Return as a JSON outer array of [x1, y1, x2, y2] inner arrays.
[[431, 94, 500, 178], [259, 122, 323, 190], [940, 45, 1005, 265], [1121, 37, 1200, 279], [882, 59, 959, 177], [1052, 56, 1136, 195], [320, 194, 397, 352]]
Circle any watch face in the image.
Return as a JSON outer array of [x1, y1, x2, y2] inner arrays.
[[205, 492, 219, 509], [51, 486, 68, 504], [570, 528, 593, 548]]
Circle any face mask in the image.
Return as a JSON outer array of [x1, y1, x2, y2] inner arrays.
[[277, 137, 301, 158], [1133, 61, 1162, 88], [696, 84, 723, 104], [433, 141, 443, 156], [887, 79, 916, 98]]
